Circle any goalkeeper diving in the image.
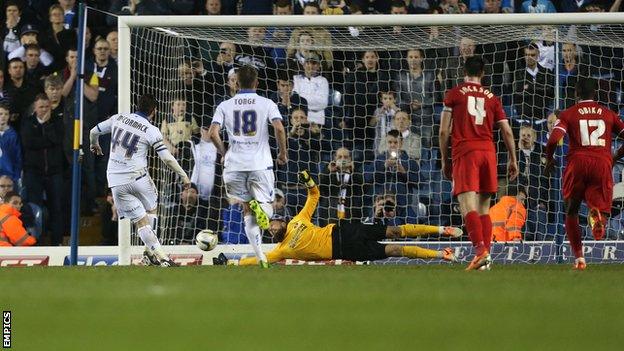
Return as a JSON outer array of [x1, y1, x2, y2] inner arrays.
[[216, 171, 462, 266]]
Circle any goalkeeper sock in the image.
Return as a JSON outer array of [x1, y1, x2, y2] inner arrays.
[[465, 211, 486, 255], [244, 215, 268, 263], [400, 224, 440, 237], [565, 215, 583, 258], [480, 214, 493, 251], [137, 225, 167, 260], [401, 246, 440, 259]]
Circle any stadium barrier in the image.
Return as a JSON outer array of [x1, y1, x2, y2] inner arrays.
[[1, 241, 622, 266]]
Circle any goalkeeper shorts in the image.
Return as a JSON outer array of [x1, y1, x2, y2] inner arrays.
[[331, 220, 387, 262]]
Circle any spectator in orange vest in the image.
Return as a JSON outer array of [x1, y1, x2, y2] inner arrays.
[[0, 191, 36, 246], [489, 187, 527, 242]]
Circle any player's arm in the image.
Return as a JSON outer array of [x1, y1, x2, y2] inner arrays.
[[208, 122, 226, 159], [611, 112, 624, 163], [438, 108, 452, 179], [298, 170, 320, 221], [238, 247, 284, 266], [89, 117, 113, 155], [497, 119, 518, 182], [151, 131, 191, 187], [272, 119, 288, 165], [270, 103, 288, 165], [544, 117, 567, 175]]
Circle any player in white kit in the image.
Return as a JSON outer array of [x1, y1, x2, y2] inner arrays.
[[209, 65, 287, 267], [89, 94, 191, 267]]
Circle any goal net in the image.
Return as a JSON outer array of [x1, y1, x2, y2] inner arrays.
[[119, 14, 624, 263]]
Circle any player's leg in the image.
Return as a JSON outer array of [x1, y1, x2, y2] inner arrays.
[[247, 170, 274, 231], [453, 154, 488, 270], [384, 245, 456, 262], [585, 161, 613, 241], [564, 197, 585, 270], [478, 152, 497, 252], [562, 161, 588, 270], [241, 170, 273, 267], [129, 178, 177, 267], [129, 176, 169, 266], [385, 225, 462, 239]]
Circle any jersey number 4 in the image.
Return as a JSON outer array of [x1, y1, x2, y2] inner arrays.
[[111, 127, 139, 157], [579, 119, 606, 146], [233, 110, 257, 136], [467, 96, 486, 125]]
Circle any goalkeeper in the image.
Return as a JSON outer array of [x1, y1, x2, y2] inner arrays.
[[217, 171, 462, 266]]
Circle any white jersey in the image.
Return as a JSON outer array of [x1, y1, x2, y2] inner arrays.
[[212, 90, 282, 171], [95, 112, 166, 187]]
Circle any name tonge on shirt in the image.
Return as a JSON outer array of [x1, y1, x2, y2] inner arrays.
[[235, 98, 256, 105], [577, 107, 603, 115], [459, 85, 494, 99]]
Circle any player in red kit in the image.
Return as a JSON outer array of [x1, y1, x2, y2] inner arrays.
[[545, 78, 624, 270], [439, 56, 518, 271]]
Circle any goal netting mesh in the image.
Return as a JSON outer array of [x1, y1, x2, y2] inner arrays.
[[126, 19, 624, 263]]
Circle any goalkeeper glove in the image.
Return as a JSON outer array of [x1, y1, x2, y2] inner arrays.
[[298, 170, 316, 188]]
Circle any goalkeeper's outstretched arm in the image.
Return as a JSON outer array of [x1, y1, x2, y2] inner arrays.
[[298, 170, 320, 221]]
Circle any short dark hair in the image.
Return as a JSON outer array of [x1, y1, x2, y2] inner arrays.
[[390, 0, 406, 9], [576, 78, 597, 100], [34, 93, 49, 102], [464, 55, 486, 77], [387, 129, 402, 140], [237, 65, 258, 90], [3, 191, 21, 203], [7, 57, 24, 68], [138, 94, 157, 115], [24, 43, 40, 53], [0, 103, 9, 112], [303, 1, 320, 13], [5, 0, 20, 10], [275, 0, 291, 8], [526, 42, 540, 52]]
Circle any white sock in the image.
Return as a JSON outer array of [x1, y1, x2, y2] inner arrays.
[[244, 215, 267, 262], [146, 214, 159, 253], [438, 227, 444, 234], [147, 214, 159, 233], [260, 203, 274, 219], [137, 225, 167, 260]]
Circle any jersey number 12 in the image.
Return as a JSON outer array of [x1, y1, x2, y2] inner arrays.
[[467, 96, 486, 125], [579, 119, 606, 146]]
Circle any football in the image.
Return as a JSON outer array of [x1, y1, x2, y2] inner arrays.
[[195, 229, 218, 251]]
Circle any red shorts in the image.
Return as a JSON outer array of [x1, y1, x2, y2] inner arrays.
[[563, 156, 613, 213], [452, 151, 497, 196]]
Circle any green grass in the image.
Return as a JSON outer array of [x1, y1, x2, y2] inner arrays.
[[2, 265, 624, 351]]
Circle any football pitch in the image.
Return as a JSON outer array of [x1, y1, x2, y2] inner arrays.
[[3, 265, 623, 351]]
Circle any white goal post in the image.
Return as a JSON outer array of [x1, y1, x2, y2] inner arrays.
[[116, 13, 624, 266]]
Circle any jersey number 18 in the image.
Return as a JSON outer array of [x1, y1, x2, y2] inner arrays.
[[233, 110, 257, 136]]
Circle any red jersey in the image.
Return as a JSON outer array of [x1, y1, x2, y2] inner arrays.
[[554, 100, 624, 164], [443, 82, 507, 159]]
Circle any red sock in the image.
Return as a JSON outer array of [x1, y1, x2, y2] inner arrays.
[[480, 214, 492, 251], [565, 215, 583, 258], [465, 211, 485, 255]]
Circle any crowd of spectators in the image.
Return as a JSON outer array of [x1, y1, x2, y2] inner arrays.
[[2, 0, 624, 246]]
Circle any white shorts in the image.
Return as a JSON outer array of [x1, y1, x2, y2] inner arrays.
[[111, 174, 158, 223], [223, 169, 275, 203]]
